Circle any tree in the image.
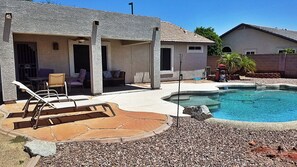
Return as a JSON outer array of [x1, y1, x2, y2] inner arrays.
[[194, 27, 222, 56], [218, 53, 241, 74], [218, 53, 256, 75], [284, 48, 295, 54], [240, 55, 256, 73]]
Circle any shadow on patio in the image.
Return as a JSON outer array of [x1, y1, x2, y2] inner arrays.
[[0, 102, 171, 142], [16, 84, 149, 100]]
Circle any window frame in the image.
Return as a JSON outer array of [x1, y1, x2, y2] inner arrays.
[[187, 45, 203, 53], [222, 46, 232, 53], [244, 49, 256, 55], [278, 48, 296, 54], [160, 45, 174, 74], [68, 39, 91, 77]]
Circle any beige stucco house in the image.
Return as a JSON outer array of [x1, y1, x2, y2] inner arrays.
[[221, 23, 297, 55], [160, 22, 214, 81], [0, 0, 213, 103]]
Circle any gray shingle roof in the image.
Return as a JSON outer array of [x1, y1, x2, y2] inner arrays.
[[221, 23, 297, 43], [161, 21, 214, 43]]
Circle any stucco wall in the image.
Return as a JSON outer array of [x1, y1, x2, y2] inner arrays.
[[160, 42, 208, 81], [109, 41, 209, 83], [109, 40, 151, 83], [207, 54, 297, 78], [13, 34, 70, 76], [222, 27, 297, 54]]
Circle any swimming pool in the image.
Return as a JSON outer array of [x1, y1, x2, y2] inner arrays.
[[168, 89, 297, 122]]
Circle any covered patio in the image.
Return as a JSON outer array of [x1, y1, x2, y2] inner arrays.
[[0, 0, 161, 103]]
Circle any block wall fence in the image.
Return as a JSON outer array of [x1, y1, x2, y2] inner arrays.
[[207, 54, 297, 78]]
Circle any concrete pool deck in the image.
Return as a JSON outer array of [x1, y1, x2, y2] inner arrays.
[[98, 81, 297, 130], [97, 82, 256, 117]]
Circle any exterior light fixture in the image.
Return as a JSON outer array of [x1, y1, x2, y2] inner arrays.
[[72, 37, 89, 43], [75, 37, 88, 43], [5, 13, 12, 19]]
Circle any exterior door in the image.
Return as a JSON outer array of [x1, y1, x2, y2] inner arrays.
[[102, 45, 107, 71], [73, 44, 90, 73], [14, 42, 38, 81]]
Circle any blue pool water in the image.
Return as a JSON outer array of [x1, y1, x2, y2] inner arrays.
[[169, 89, 297, 122]]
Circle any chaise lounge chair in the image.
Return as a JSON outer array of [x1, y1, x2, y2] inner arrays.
[[12, 81, 115, 129], [21, 88, 89, 118]]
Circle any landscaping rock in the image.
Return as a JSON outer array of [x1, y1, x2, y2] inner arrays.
[[24, 140, 56, 157], [248, 140, 257, 146], [183, 105, 212, 121]]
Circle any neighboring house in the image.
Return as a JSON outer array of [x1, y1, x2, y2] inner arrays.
[[160, 21, 214, 81], [221, 23, 297, 55], [0, 0, 213, 103]]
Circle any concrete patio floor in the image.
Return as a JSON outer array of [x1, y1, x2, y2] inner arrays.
[[0, 102, 171, 142], [99, 81, 256, 117]]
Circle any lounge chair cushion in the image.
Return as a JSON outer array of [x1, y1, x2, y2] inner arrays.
[[77, 69, 87, 83], [113, 70, 121, 78], [70, 81, 83, 86], [103, 71, 112, 79]]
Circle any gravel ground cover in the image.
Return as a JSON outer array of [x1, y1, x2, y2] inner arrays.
[[37, 78, 297, 166], [38, 118, 297, 166], [232, 77, 297, 85]]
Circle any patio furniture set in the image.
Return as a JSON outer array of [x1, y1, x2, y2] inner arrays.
[[11, 68, 126, 129], [12, 81, 115, 129], [28, 68, 87, 93]]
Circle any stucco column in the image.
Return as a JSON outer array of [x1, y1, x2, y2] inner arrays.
[[150, 27, 161, 89], [0, 13, 17, 102], [90, 21, 103, 95]]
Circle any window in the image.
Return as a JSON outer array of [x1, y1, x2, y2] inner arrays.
[[160, 45, 174, 72], [245, 50, 256, 55], [278, 49, 296, 54], [187, 45, 203, 53], [222, 47, 232, 53]]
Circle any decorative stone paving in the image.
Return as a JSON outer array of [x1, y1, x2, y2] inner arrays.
[[0, 102, 171, 142]]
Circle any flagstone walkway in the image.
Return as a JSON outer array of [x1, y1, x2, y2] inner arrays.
[[0, 102, 171, 143]]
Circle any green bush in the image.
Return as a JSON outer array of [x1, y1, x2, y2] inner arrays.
[[218, 53, 256, 74]]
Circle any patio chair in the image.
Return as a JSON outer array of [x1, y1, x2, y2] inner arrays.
[[68, 69, 86, 92], [21, 88, 89, 118], [12, 81, 115, 129], [46, 73, 68, 96]]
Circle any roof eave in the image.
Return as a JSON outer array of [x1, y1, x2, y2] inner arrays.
[[221, 23, 297, 44], [161, 40, 214, 44]]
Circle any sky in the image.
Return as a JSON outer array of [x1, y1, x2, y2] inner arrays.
[[34, 0, 297, 35]]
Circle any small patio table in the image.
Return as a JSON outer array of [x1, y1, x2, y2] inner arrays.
[[28, 77, 48, 91]]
